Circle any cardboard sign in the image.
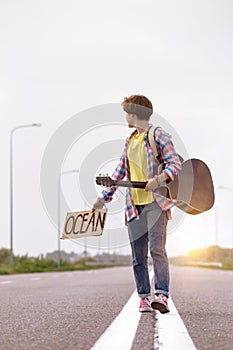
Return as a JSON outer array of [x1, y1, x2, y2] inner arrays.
[[61, 209, 108, 239]]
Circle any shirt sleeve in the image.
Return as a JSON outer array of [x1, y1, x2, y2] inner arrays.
[[155, 128, 182, 181]]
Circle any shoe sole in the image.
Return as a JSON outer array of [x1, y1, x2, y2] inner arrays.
[[150, 301, 170, 314], [139, 308, 153, 312]]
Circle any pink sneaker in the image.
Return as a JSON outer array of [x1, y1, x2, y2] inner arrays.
[[151, 294, 170, 314], [139, 297, 153, 312]]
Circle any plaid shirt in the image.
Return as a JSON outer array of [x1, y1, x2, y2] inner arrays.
[[101, 124, 182, 224]]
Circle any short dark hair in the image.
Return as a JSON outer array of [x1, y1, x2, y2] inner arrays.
[[121, 94, 153, 120]]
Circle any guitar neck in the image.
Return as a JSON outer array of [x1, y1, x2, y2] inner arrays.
[[116, 180, 147, 189]]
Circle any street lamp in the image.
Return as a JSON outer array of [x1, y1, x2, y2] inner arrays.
[[10, 123, 42, 267], [57, 169, 79, 267], [218, 186, 233, 257]]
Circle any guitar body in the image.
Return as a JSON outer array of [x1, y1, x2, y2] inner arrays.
[[166, 159, 215, 214], [96, 158, 215, 215]]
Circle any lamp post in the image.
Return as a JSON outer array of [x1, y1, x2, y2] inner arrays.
[[57, 169, 79, 267], [218, 186, 233, 257], [10, 123, 42, 267]]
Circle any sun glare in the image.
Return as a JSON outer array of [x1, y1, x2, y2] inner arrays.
[[168, 219, 206, 256]]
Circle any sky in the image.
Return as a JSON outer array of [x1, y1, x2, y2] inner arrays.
[[0, 0, 233, 258]]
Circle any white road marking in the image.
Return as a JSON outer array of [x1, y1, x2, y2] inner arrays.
[[91, 268, 197, 350], [30, 277, 41, 281], [155, 298, 197, 350], [0, 280, 13, 284], [91, 288, 141, 350], [91, 270, 154, 350]]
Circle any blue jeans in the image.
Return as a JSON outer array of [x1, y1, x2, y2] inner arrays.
[[128, 201, 169, 298]]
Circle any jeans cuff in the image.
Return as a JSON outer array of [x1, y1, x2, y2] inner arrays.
[[138, 293, 151, 298], [155, 289, 169, 298]]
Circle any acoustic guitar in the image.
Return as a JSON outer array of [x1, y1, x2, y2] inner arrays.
[[96, 159, 215, 215]]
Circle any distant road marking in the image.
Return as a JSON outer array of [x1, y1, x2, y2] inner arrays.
[[0, 280, 13, 285], [155, 297, 197, 349], [30, 277, 41, 281]]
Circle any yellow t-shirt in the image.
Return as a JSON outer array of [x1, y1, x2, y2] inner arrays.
[[127, 130, 154, 205]]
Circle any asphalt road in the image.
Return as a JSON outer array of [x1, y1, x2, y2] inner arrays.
[[0, 266, 232, 350], [0, 268, 135, 350], [170, 265, 233, 350]]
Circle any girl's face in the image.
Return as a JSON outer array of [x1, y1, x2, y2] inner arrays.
[[126, 113, 136, 128]]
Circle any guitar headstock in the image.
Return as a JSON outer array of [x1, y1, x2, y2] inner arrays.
[[96, 174, 117, 187]]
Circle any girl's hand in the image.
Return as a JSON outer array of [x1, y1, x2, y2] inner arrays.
[[145, 172, 169, 192], [145, 177, 159, 192], [92, 197, 105, 210]]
